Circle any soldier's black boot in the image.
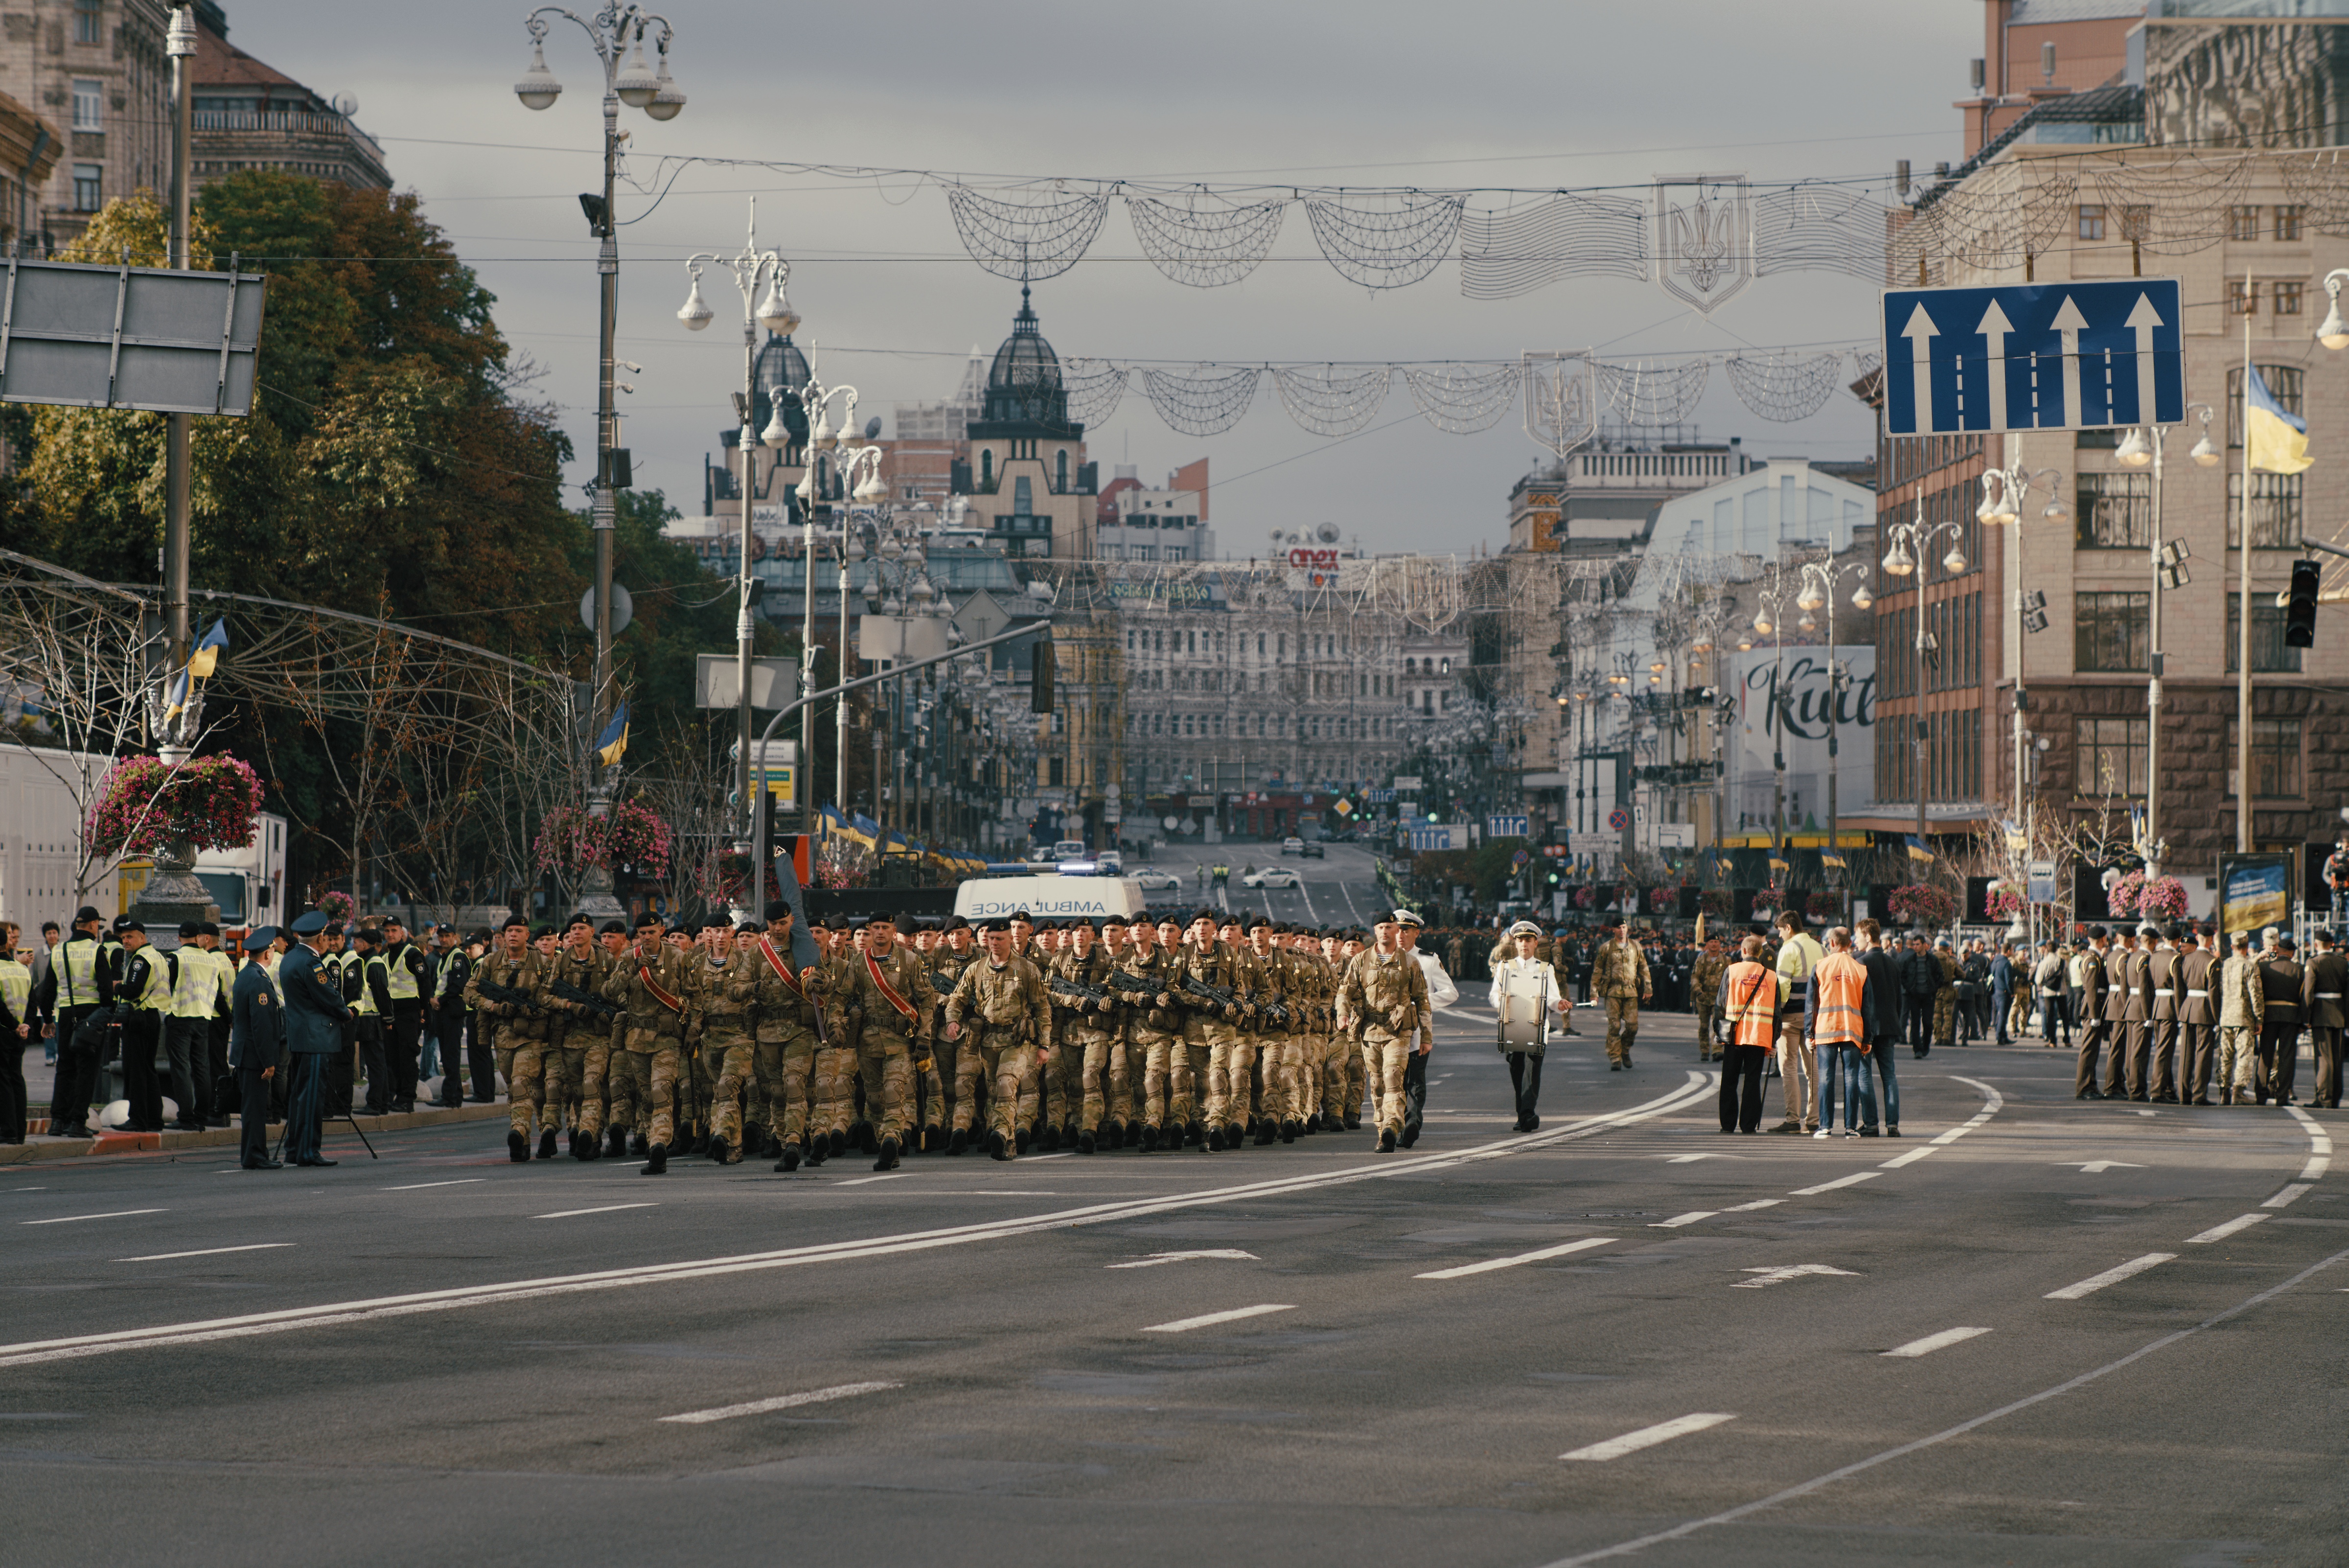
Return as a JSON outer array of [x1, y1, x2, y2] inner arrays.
[[1187, 1119, 1206, 1147], [1379, 1129, 1398, 1152], [1014, 1125, 1031, 1154], [507, 1130, 529, 1163], [707, 1135, 730, 1165], [1254, 1119, 1276, 1147], [1140, 1123, 1160, 1152], [776, 1140, 802, 1173], [630, 1131, 650, 1157], [924, 1123, 945, 1153], [987, 1129, 1012, 1161], [1207, 1126, 1226, 1152], [536, 1128, 557, 1160], [947, 1127, 968, 1155], [575, 1130, 598, 1160], [1038, 1123, 1060, 1152], [642, 1143, 668, 1175], [874, 1135, 900, 1172], [1078, 1128, 1097, 1154], [606, 1127, 627, 1158], [828, 1128, 848, 1158], [856, 1123, 877, 1155], [1280, 1119, 1299, 1143], [1343, 1112, 1361, 1130], [1124, 1120, 1142, 1147]]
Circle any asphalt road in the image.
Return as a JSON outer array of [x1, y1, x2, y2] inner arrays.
[[3, 912, 2343, 1564]]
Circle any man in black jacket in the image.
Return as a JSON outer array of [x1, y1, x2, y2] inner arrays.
[[229, 929, 284, 1169], [1899, 934, 1938, 1058], [1855, 919, 1905, 1134]]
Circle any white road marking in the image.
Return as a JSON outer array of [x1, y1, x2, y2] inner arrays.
[[1560, 1412, 1736, 1462], [2185, 1214, 2269, 1245], [2045, 1252, 2176, 1300], [1733, 1265, 1857, 1289], [659, 1380, 900, 1425], [1416, 1238, 1617, 1279], [1879, 1148, 1934, 1169], [2299, 1155, 2330, 1182], [1652, 1212, 1716, 1229], [2060, 1161, 2144, 1174], [1535, 1242, 2349, 1567], [1789, 1172, 1881, 1197], [115, 1244, 295, 1263], [1106, 1249, 1257, 1269], [1665, 1153, 1729, 1164], [20, 1209, 166, 1226], [0, 1074, 1719, 1368], [1025, 1153, 1075, 1162], [1142, 1303, 1295, 1333], [384, 1179, 485, 1191], [1881, 1326, 1992, 1359], [2262, 1183, 2312, 1209], [829, 1173, 912, 1187], [1724, 1199, 1784, 1212], [534, 1203, 657, 1220]]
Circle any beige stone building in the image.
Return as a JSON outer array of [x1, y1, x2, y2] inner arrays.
[[0, 0, 171, 248]]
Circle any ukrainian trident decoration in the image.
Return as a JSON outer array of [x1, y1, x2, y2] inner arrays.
[[1652, 173, 1753, 316]]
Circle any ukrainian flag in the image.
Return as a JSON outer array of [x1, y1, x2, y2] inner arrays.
[[593, 702, 629, 767], [2246, 365, 2313, 475], [1905, 833, 1935, 865], [186, 618, 229, 679], [1820, 849, 1847, 872]]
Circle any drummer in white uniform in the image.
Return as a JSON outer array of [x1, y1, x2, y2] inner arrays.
[[1489, 919, 1569, 1132]]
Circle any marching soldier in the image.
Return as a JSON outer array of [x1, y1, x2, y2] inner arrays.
[[2175, 925, 2218, 1105], [1338, 914, 1431, 1152], [944, 919, 1051, 1161], [1174, 910, 1262, 1151], [1123, 916, 1186, 1151], [2073, 926, 2113, 1100], [2302, 928, 2347, 1110], [2214, 930, 2264, 1105], [1689, 937, 1728, 1063], [2256, 934, 2305, 1106], [750, 901, 827, 1170], [839, 912, 938, 1170], [600, 913, 704, 1174], [543, 918, 610, 1157], [2146, 924, 2182, 1103], [466, 917, 549, 1160], [1590, 917, 1651, 1071], [694, 923, 762, 1165], [1245, 919, 1302, 1142]]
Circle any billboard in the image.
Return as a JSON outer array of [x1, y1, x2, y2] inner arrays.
[[1727, 649, 1876, 833], [2217, 853, 2292, 945]]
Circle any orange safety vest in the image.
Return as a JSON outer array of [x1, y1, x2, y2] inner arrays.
[[1811, 952, 1867, 1046], [1721, 961, 1778, 1048]]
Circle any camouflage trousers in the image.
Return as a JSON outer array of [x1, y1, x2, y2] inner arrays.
[[1133, 1030, 1179, 1130], [537, 1043, 584, 1132], [496, 1039, 544, 1136], [705, 1030, 756, 1149], [577, 1033, 616, 1138], [682, 1043, 714, 1134], [951, 1032, 993, 1132], [1316, 1033, 1353, 1122], [915, 1036, 949, 1132], [1364, 1036, 1413, 1137], [1203, 1028, 1259, 1133], [1069, 1026, 1124, 1129], [2218, 1025, 2261, 1096], [1694, 1000, 1722, 1060], [755, 1032, 817, 1147], [981, 1036, 1039, 1149], [858, 1029, 917, 1143], [1343, 1033, 1367, 1120], [1602, 996, 1641, 1062], [609, 1043, 681, 1148], [1933, 990, 1958, 1045], [812, 1044, 858, 1136], [1043, 1027, 1083, 1130]]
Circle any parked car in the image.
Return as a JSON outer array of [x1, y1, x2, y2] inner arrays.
[[1134, 866, 1180, 892], [1243, 866, 1302, 889], [1298, 841, 1325, 858], [1280, 837, 1305, 855], [1096, 850, 1124, 874], [1051, 839, 1088, 862]]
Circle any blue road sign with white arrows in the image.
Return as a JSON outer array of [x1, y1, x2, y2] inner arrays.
[[1881, 279, 2184, 437]]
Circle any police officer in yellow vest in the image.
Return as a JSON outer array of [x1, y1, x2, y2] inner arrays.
[[378, 919, 430, 1113], [0, 924, 35, 1145], [46, 907, 112, 1139], [165, 920, 231, 1132], [112, 922, 176, 1132], [347, 927, 396, 1116]]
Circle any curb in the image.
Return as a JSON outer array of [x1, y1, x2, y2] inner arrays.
[[1, 1101, 514, 1165]]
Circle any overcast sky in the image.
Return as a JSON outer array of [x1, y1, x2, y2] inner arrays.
[[224, 0, 1981, 556]]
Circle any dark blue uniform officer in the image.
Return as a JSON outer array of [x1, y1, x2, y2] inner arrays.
[[229, 927, 284, 1169], [280, 911, 353, 1167]]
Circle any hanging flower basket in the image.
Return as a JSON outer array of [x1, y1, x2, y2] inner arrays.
[[1887, 882, 1958, 927], [1699, 888, 1733, 917], [535, 799, 674, 880], [2136, 875, 2189, 920], [1985, 881, 2025, 921], [85, 752, 263, 860], [1806, 889, 1844, 920], [2105, 869, 2145, 915], [316, 889, 356, 923], [1647, 886, 1675, 914]]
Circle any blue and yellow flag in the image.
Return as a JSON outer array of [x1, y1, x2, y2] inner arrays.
[[1820, 849, 1847, 872], [1767, 852, 1789, 875], [186, 618, 229, 680], [161, 669, 190, 722], [1905, 833, 1935, 865], [2247, 365, 2312, 475], [593, 702, 629, 767]]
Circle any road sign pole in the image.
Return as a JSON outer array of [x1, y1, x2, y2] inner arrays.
[[162, 7, 196, 729]]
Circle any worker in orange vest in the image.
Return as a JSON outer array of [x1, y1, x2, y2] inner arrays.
[[1805, 925, 1877, 1138], [1717, 934, 1781, 1134]]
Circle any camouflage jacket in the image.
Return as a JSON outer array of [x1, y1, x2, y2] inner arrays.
[[545, 944, 615, 1044], [748, 934, 825, 1044], [599, 942, 705, 1047], [466, 946, 551, 1042], [698, 949, 763, 1040], [842, 944, 940, 1044], [1689, 953, 1729, 1006], [1121, 945, 1184, 1035], [1174, 940, 1263, 1033], [945, 955, 1051, 1043], [1339, 948, 1432, 1047], [1054, 945, 1125, 1040], [1591, 938, 1652, 999]]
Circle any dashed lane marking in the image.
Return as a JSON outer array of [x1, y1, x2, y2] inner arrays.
[[1106, 1250, 1257, 1269], [2045, 1252, 2176, 1300], [1882, 1326, 1992, 1358], [115, 1244, 294, 1263], [1142, 1303, 1295, 1333], [2186, 1214, 2269, 1245], [660, 1381, 900, 1425], [1652, 1212, 1716, 1229], [21, 1209, 165, 1226], [384, 1179, 485, 1191], [534, 1203, 657, 1220], [1789, 1172, 1881, 1197], [1416, 1237, 1617, 1279], [1561, 1413, 1736, 1462]]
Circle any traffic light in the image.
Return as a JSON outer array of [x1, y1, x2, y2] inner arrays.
[[2285, 559, 2320, 648], [1031, 632, 1055, 713]]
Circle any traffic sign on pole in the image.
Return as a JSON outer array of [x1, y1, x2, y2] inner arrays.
[[1881, 279, 2184, 436]]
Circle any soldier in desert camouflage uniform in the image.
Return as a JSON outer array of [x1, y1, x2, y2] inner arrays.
[[696, 922, 762, 1165], [1590, 918, 1653, 1069], [1689, 937, 1729, 1063], [1339, 914, 1432, 1152], [600, 913, 705, 1175], [944, 918, 1053, 1160], [837, 912, 939, 1170], [750, 901, 828, 1171], [466, 916, 550, 1162]]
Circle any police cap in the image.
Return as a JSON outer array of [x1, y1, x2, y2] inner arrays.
[[291, 911, 329, 937]]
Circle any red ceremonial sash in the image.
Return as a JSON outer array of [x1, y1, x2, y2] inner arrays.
[[865, 951, 918, 1022], [636, 957, 684, 1014], [757, 935, 808, 1001]]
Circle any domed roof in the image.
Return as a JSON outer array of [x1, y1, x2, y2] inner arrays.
[[749, 332, 810, 443], [983, 286, 1069, 426]]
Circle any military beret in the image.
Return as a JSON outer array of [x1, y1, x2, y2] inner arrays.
[[1009, 909, 1033, 922], [633, 912, 665, 929], [292, 911, 329, 936], [868, 911, 899, 926], [735, 921, 762, 936], [599, 920, 626, 936], [2087, 925, 2110, 940], [2138, 923, 2161, 938], [943, 916, 969, 932], [1247, 916, 1273, 931], [983, 918, 1012, 932], [764, 900, 794, 922], [503, 916, 530, 931]]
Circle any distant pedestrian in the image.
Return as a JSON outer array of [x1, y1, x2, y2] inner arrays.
[[1854, 919, 1903, 1135], [229, 926, 285, 1170], [1804, 926, 1875, 1138], [1717, 936, 1778, 1134]]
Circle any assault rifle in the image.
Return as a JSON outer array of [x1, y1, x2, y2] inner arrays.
[[550, 977, 622, 1021], [1241, 990, 1294, 1030], [1179, 974, 1251, 1017], [1048, 976, 1111, 1009], [474, 978, 542, 1016], [928, 969, 959, 999], [1104, 969, 1165, 1004]]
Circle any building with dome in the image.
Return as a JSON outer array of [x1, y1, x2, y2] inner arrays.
[[951, 286, 1098, 559]]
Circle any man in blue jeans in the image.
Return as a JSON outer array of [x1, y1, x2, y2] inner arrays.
[[1805, 926, 1877, 1137], [1853, 918, 1903, 1135]]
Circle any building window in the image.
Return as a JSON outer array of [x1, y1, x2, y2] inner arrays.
[[2228, 280, 2259, 315], [2275, 280, 2305, 316], [71, 164, 102, 211], [980, 449, 992, 490], [2075, 471, 2153, 549], [71, 80, 103, 132], [2229, 204, 2260, 241], [1013, 475, 1032, 515], [2076, 717, 2148, 797], [2276, 204, 2304, 241], [74, 0, 101, 45], [2227, 365, 2303, 448], [2226, 597, 2303, 673], [1055, 450, 1067, 493], [2226, 718, 2303, 798], [2077, 204, 2105, 241], [2227, 471, 2302, 549], [2074, 591, 2149, 672]]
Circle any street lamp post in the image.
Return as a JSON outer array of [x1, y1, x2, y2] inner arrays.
[[1748, 570, 1793, 881], [517, 2, 685, 907], [1975, 457, 2068, 870], [1878, 502, 1969, 864], [677, 200, 795, 872], [2114, 406, 2216, 880], [1795, 555, 1873, 920]]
